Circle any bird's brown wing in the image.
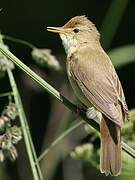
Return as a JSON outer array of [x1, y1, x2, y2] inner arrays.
[[69, 47, 128, 126]]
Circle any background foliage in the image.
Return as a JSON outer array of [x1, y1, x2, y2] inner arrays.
[[0, 0, 135, 180]]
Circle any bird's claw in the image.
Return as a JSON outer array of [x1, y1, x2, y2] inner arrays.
[[86, 107, 102, 122]]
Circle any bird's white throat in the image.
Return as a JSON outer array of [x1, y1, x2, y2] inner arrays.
[[60, 34, 77, 55]]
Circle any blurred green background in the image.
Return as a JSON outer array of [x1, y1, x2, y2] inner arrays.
[[0, 0, 135, 180]]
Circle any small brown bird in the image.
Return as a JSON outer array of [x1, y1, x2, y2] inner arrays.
[[47, 16, 128, 176]]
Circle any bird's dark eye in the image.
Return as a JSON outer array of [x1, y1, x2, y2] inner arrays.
[[73, 28, 80, 33]]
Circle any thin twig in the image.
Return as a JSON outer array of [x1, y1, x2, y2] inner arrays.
[[0, 45, 135, 159], [38, 120, 84, 162], [2, 34, 36, 49], [0, 92, 13, 98]]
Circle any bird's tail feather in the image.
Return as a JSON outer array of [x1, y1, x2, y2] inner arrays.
[[100, 117, 121, 176]]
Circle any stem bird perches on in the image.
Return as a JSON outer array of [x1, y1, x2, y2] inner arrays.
[[0, 45, 135, 160]]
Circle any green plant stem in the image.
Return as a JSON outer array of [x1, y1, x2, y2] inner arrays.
[[17, 89, 43, 179], [7, 68, 43, 180], [122, 142, 135, 158], [38, 120, 84, 162], [0, 45, 135, 159], [2, 35, 36, 49], [0, 92, 13, 98], [100, 0, 129, 49]]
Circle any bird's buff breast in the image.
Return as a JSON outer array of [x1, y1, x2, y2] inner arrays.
[[61, 34, 91, 107]]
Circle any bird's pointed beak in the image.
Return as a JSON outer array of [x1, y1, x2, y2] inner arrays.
[[47, 26, 65, 34], [47, 27, 63, 33]]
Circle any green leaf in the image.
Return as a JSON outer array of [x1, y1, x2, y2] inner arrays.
[[100, 0, 129, 49], [109, 45, 135, 67]]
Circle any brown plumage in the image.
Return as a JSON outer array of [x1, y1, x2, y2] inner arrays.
[[47, 15, 128, 176]]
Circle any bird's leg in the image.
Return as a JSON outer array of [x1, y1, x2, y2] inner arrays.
[[86, 107, 98, 119], [86, 107, 102, 122]]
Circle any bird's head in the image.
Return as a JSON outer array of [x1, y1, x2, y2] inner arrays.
[[47, 16, 100, 54]]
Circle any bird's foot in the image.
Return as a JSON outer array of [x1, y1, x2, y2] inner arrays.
[[86, 107, 102, 122]]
